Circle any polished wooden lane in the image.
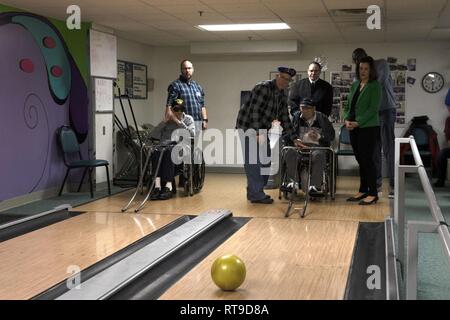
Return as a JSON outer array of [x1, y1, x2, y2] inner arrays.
[[77, 174, 390, 222], [160, 218, 358, 300], [0, 212, 180, 300]]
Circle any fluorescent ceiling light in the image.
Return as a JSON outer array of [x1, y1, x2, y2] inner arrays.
[[197, 23, 290, 31]]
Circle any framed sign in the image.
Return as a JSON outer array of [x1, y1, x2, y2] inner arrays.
[[330, 71, 356, 124], [115, 60, 148, 99], [94, 78, 113, 112]]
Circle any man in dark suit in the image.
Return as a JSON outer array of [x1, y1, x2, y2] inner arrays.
[[289, 61, 333, 116]]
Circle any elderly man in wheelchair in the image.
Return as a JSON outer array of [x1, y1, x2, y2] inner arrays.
[[147, 99, 196, 200], [280, 98, 335, 201]]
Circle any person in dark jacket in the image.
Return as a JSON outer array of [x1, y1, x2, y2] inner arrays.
[[236, 67, 302, 204], [289, 61, 333, 116], [282, 98, 335, 197], [434, 93, 450, 187]]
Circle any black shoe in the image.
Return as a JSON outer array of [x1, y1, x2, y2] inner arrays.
[[347, 193, 368, 202], [308, 186, 324, 198], [359, 196, 378, 205], [434, 180, 445, 188], [280, 184, 293, 193], [159, 187, 173, 200], [178, 176, 185, 188], [388, 191, 394, 199], [248, 195, 271, 200], [150, 188, 161, 200], [250, 197, 274, 204]]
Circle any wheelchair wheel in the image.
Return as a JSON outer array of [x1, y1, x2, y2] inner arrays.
[[193, 157, 205, 193], [183, 164, 194, 197]]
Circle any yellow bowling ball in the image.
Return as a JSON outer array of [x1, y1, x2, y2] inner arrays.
[[211, 254, 246, 291]]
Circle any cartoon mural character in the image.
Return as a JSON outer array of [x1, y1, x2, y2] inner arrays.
[[0, 12, 89, 200]]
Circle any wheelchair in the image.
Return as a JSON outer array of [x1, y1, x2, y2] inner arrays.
[[122, 137, 205, 213], [278, 145, 335, 218]]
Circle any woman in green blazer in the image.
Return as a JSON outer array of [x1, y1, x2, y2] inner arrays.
[[343, 56, 382, 205]]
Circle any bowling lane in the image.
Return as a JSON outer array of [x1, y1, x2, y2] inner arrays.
[[0, 212, 180, 300], [160, 218, 358, 300]]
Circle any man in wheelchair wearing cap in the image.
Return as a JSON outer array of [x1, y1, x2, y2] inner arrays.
[[281, 98, 335, 197], [148, 99, 195, 200]]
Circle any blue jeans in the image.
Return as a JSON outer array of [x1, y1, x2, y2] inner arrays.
[[240, 131, 271, 201]]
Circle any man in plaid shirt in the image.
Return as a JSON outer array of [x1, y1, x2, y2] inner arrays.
[[166, 60, 208, 135], [236, 67, 303, 204]]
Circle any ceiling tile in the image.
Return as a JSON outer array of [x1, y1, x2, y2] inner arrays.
[[300, 33, 345, 44], [387, 0, 446, 16], [262, 0, 329, 17], [203, 3, 276, 20], [290, 22, 338, 33], [323, 0, 384, 10], [1, 0, 446, 46]]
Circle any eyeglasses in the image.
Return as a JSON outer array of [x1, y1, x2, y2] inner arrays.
[[172, 108, 183, 113]]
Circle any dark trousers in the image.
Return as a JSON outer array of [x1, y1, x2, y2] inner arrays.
[[151, 149, 175, 184], [350, 126, 380, 197], [240, 131, 271, 201], [436, 148, 450, 182], [375, 109, 396, 190]]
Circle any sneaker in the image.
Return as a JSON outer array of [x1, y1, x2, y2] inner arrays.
[[377, 186, 382, 198], [280, 184, 293, 192], [308, 186, 324, 197], [388, 191, 394, 199], [150, 188, 161, 200], [158, 187, 173, 200]]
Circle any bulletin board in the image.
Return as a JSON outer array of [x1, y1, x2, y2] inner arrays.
[[330, 71, 355, 124], [94, 78, 113, 112], [115, 60, 148, 99]]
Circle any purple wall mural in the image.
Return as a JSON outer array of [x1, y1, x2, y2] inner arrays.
[[0, 12, 89, 201]]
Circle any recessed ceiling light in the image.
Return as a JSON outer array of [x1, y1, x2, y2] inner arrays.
[[197, 23, 290, 31]]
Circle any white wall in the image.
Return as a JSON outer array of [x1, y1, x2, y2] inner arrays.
[[117, 39, 450, 169], [146, 41, 450, 169], [115, 37, 155, 127]]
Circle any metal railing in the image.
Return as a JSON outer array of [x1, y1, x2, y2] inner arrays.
[[391, 136, 450, 299]]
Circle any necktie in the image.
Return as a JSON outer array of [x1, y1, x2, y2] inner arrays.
[[311, 82, 316, 94]]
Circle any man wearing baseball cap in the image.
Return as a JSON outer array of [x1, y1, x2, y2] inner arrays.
[[236, 67, 302, 204], [282, 98, 335, 197]]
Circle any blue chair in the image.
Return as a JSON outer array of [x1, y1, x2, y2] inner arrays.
[[57, 126, 111, 198], [404, 127, 432, 169]]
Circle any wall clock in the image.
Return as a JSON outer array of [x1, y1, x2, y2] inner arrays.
[[421, 72, 445, 93]]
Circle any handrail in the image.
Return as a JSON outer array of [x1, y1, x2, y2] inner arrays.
[[394, 136, 450, 286]]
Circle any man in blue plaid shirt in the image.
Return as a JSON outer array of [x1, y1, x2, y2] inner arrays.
[[166, 60, 208, 135], [236, 67, 303, 204]]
